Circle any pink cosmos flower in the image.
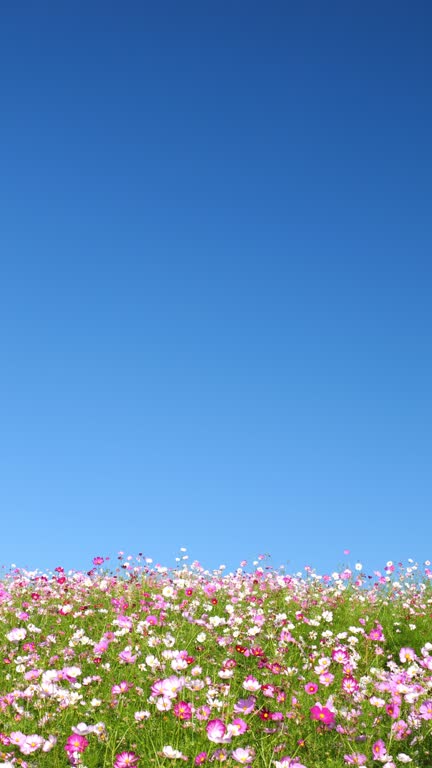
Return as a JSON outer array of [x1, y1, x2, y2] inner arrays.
[[242, 675, 261, 692], [118, 648, 137, 664], [319, 672, 335, 686], [195, 753, 207, 765], [233, 697, 256, 714], [21, 734, 44, 754], [112, 681, 133, 696], [146, 614, 158, 625], [262, 683, 276, 697], [310, 704, 335, 725], [270, 711, 284, 721], [116, 615, 133, 630], [196, 705, 211, 720], [65, 734, 89, 754], [399, 647, 416, 663], [9, 732, 27, 748], [372, 740, 387, 760], [344, 754, 367, 765], [206, 719, 231, 744], [71, 723, 93, 735], [114, 751, 140, 768], [304, 682, 318, 695], [229, 718, 248, 735], [94, 639, 109, 655], [341, 677, 359, 695], [42, 735, 57, 752], [419, 700, 432, 720], [173, 701, 192, 720], [386, 701, 401, 719], [158, 675, 185, 698], [332, 647, 350, 664], [156, 695, 173, 711], [391, 720, 411, 740], [6, 628, 27, 642], [231, 746, 255, 764], [368, 625, 385, 642], [24, 668, 42, 681]]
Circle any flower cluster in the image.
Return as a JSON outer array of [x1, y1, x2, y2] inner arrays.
[[0, 552, 432, 767]]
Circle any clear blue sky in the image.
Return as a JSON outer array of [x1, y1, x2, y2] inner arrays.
[[1, 1, 431, 576]]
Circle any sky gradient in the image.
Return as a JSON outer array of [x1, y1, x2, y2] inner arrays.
[[1, 1, 431, 576]]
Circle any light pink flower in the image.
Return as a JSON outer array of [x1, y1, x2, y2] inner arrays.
[[229, 718, 248, 735], [319, 672, 335, 686], [242, 675, 261, 692], [399, 647, 416, 663], [232, 746, 255, 764], [233, 696, 256, 714], [42, 735, 57, 752], [206, 719, 231, 744], [9, 732, 27, 748], [6, 628, 26, 642], [343, 754, 367, 765], [119, 648, 137, 664], [21, 734, 44, 754], [161, 745, 188, 760], [372, 739, 387, 759], [419, 700, 432, 720]]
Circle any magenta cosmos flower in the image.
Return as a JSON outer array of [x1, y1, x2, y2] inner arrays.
[[304, 682, 318, 695], [113, 752, 140, 768], [173, 700, 193, 720], [65, 734, 89, 754], [310, 704, 335, 725]]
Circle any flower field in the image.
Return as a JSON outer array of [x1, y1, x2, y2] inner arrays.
[[1, 553, 432, 768]]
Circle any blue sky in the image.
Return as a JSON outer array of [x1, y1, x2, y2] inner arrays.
[[1, 1, 431, 576]]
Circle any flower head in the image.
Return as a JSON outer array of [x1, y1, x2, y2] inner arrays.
[[114, 752, 140, 768], [310, 704, 335, 725]]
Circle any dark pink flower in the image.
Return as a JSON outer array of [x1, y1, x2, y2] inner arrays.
[[310, 704, 335, 725], [173, 701, 192, 720], [65, 734, 88, 754], [304, 682, 318, 695]]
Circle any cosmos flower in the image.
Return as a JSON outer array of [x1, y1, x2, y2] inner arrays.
[[310, 704, 335, 725], [206, 719, 231, 744], [113, 751, 140, 768]]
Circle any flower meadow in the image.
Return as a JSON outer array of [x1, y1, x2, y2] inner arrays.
[[1, 553, 432, 768]]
